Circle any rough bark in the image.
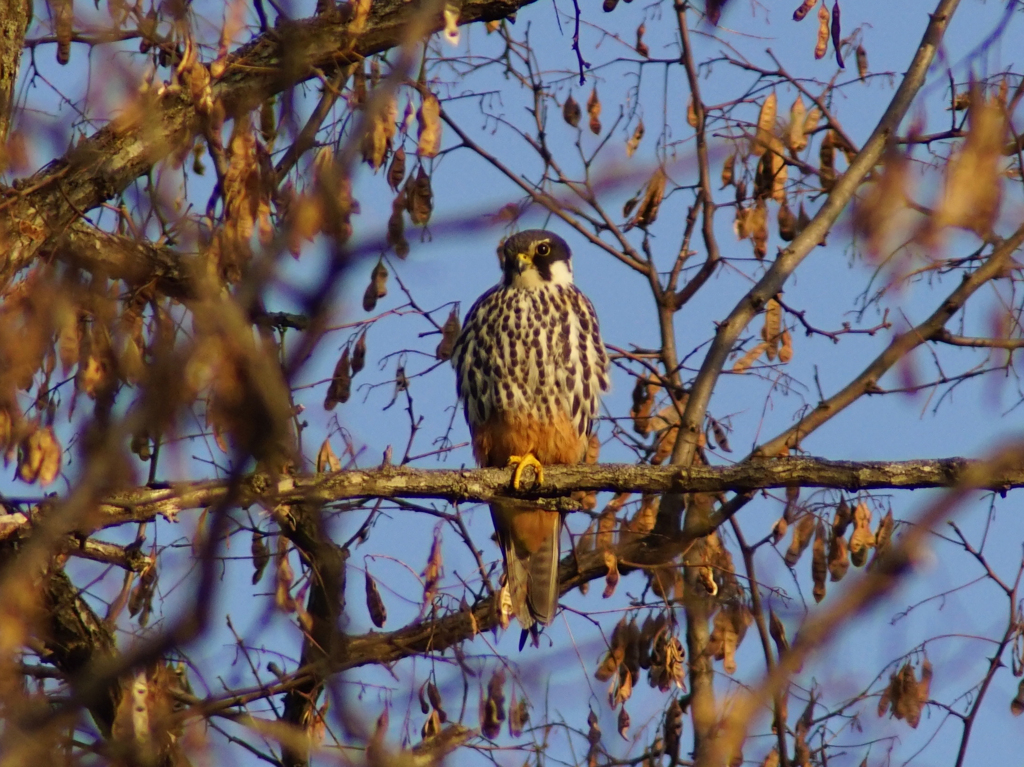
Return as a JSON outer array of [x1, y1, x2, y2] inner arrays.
[[0, 0, 536, 291]]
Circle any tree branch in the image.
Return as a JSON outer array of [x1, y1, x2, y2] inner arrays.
[[2, 456, 1022, 544]]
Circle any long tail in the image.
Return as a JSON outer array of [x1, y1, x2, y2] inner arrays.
[[490, 502, 561, 630]]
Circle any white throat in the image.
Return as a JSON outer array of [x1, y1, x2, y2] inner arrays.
[[511, 259, 574, 289]]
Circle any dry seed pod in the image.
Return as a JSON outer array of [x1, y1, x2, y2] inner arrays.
[[596, 618, 628, 681], [587, 87, 602, 135], [324, 347, 352, 410], [351, 331, 367, 375], [768, 608, 789, 657], [481, 671, 506, 739], [417, 93, 442, 158], [784, 485, 800, 522], [509, 692, 527, 738], [931, 92, 1005, 238], [763, 298, 782, 360], [831, 1, 844, 68], [833, 496, 852, 535], [778, 329, 793, 364], [815, 2, 830, 60], [811, 520, 827, 603], [363, 261, 389, 312], [626, 120, 644, 158], [17, 426, 62, 486], [856, 44, 868, 80], [630, 168, 668, 228], [252, 531, 270, 585], [436, 309, 461, 361], [849, 501, 874, 567], [803, 106, 821, 136], [793, 0, 816, 20], [819, 130, 836, 191], [664, 698, 683, 761], [870, 510, 895, 567], [387, 193, 409, 258], [784, 513, 816, 567], [753, 92, 777, 157], [771, 517, 788, 544], [788, 96, 807, 153], [563, 93, 581, 128], [387, 146, 406, 191], [827, 529, 850, 581], [687, 95, 698, 128], [365, 570, 387, 627], [797, 201, 812, 234], [750, 199, 769, 260], [734, 205, 750, 240], [732, 342, 767, 373], [630, 377, 657, 434], [636, 23, 649, 57], [1013, 680, 1024, 716], [721, 152, 735, 188], [778, 199, 797, 241], [406, 167, 434, 226]]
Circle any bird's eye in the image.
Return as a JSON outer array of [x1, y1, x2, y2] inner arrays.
[[535, 243, 551, 257]]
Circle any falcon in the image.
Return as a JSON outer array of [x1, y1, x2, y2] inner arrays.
[[452, 230, 609, 635]]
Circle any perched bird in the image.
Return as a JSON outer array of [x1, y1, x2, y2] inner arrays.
[[452, 230, 609, 637]]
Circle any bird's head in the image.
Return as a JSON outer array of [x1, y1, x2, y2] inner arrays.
[[500, 230, 574, 289]]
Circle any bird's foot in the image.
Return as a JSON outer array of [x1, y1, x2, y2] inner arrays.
[[507, 453, 544, 489]]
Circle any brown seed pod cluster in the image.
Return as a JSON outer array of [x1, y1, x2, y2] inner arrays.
[[878, 660, 931, 728]]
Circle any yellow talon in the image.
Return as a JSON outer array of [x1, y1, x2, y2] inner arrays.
[[507, 453, 544, 489]]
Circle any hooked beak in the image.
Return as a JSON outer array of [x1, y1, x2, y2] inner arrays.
[[513, 252, 532, 274]]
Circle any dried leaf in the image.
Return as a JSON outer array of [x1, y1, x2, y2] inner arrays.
[[856, 44, 868, 80], [815, 2, 830, 60], [664, 698, 683, 761], [785, 513, 816, 567], [563, 93, 581, 128], [417, 93, 442, 158], [587, 87, 602, 135], [365, 569, 388, 627], [778, 329, 793, 363], [763, 298, 782, 359], [687, 95, 698, 128]]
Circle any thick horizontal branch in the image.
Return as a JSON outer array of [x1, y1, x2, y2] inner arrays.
[[2, 456, 1021, 544], [1, 0, 536, 289]]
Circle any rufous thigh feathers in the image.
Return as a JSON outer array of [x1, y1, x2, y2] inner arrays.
[[473, 410, 587, 468]]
